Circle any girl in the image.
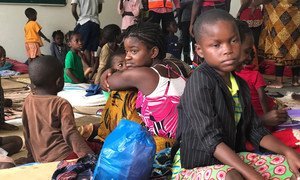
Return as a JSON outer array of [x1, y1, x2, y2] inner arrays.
[[101, 22, 188, 151], [235, 20, 300, 153], [93, 24, 121, 83], [173, 9, 300, 179], [64, 31, 85, 84], [50, 30, 68, 66]]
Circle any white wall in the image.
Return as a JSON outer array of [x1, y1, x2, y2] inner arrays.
[[0, 1, 239, 62], [0, 0, 121, 62]]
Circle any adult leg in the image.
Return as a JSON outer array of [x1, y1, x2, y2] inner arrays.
[[148, 11, 162, 25], [0, 136, 23, 156], [180, 21, 192, 65], [292, 66, 300, 86], [268, 65, 284, 88]]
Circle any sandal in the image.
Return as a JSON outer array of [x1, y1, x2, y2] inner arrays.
[[292, 82, 300, 87]]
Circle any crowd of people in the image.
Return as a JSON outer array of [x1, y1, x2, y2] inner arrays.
[[0, 0, 299, 179]]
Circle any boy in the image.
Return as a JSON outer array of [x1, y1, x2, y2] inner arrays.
[[64, 31, 85, 84], [24, 8, 50, 62], [174, 9, 300, 179], [71, 0, 104, 67], [21, 56, 94, 163]]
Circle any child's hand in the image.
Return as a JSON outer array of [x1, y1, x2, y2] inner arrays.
[[261, 108, 288, 126], [100, 68, 113, 91], [285, 149, 300, 177]]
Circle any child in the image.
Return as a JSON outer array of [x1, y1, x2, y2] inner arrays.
[[165, 20, 182, 60], [24, 8, 50, 62], [0, 46, 13, 71], [20, 56, 94, 163], [100, 22, 188, 151], [93, 24, 121, 84], [118, 0, 141, 32], [173, 9, 300, 179], [50, 30, 68, 66], [64, 31, 85, 84], [235, 20, 300, 153]]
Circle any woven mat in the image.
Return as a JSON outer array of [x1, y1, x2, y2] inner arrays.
[[1, 78, 27, 90], [3, 88, 30, 121]]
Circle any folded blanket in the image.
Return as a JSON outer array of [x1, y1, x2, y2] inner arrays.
[[58, 83, 106, 107]]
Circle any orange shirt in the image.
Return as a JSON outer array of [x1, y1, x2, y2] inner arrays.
[[24, 21, 43, 46]]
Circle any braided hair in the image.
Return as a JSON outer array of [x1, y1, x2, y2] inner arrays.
[[123, 22, 166, 60]]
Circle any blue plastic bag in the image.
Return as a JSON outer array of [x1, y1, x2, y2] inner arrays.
[[93, 119, 156, 180]]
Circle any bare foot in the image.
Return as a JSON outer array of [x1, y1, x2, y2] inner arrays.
[[267, 81, 283, 89], [0, 122, 18, 131]]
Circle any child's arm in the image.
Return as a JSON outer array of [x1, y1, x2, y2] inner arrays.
[[60, 101, 94, 157], [260, 134, 300, 176], [38, 30, 50, 43], [214, 142, 262, 179], [71, 3, 79, 21], [257, 87, 269, 114], [66, 68, 81, 84], [105, 67, 158, 95]]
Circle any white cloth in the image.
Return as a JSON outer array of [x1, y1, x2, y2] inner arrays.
[[58, 83, 107, 107], [71, 0, 104, 25], [147, 67, 186, 98]]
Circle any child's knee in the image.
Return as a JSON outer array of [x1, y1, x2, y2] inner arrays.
[[225, 169, 244, 180]]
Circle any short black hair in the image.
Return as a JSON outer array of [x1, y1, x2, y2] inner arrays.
[[0, 46, 6, 58], [235, 20, 253, 43], [52, 30, 64, 39], [65, 31, 80, 43], [193, 9, 237, 43], [29, 56, 63, 89], [102, 24, 121, 43], [103, 47, 125, 72], [25, 7, 37, 19], [124, 22, 166, 60]]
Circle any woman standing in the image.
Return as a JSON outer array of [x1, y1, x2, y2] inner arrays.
[[255, 0, 300, 88]]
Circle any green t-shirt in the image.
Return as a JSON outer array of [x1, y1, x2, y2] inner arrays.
[[64, 50, 84, 83]]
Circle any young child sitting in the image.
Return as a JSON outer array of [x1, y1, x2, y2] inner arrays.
[[24, 8, 50, 62], [20, 56, 94, 163], [93, 24, 121, 84], [64, 31, 86, 84], [0, 46, 13, 71], [100, 22, 188, 152], [173, 9, 300, 179], [235, 20, 300, 152], [165, 20, 182, 60], [50, 30, 68, 66]]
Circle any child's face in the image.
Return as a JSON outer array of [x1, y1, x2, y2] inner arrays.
[[239, 34, 254, 66], [112, 55, 126, 71], [69, 34, 83, 51], [124, 37, 157, 69], [54, 34, 64, 46], [195, 21, 241, 75], [0, 53, 6, 67], [167, 21, 178, 34]]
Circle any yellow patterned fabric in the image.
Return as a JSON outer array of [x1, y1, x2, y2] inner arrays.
[[227, 73, 242, 125], [259, 0, 300, 66], [97, 90, 175, 152], [98, 90, 143, 141]]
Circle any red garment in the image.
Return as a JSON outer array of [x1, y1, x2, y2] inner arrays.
[[236, 65, 272, 116]]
